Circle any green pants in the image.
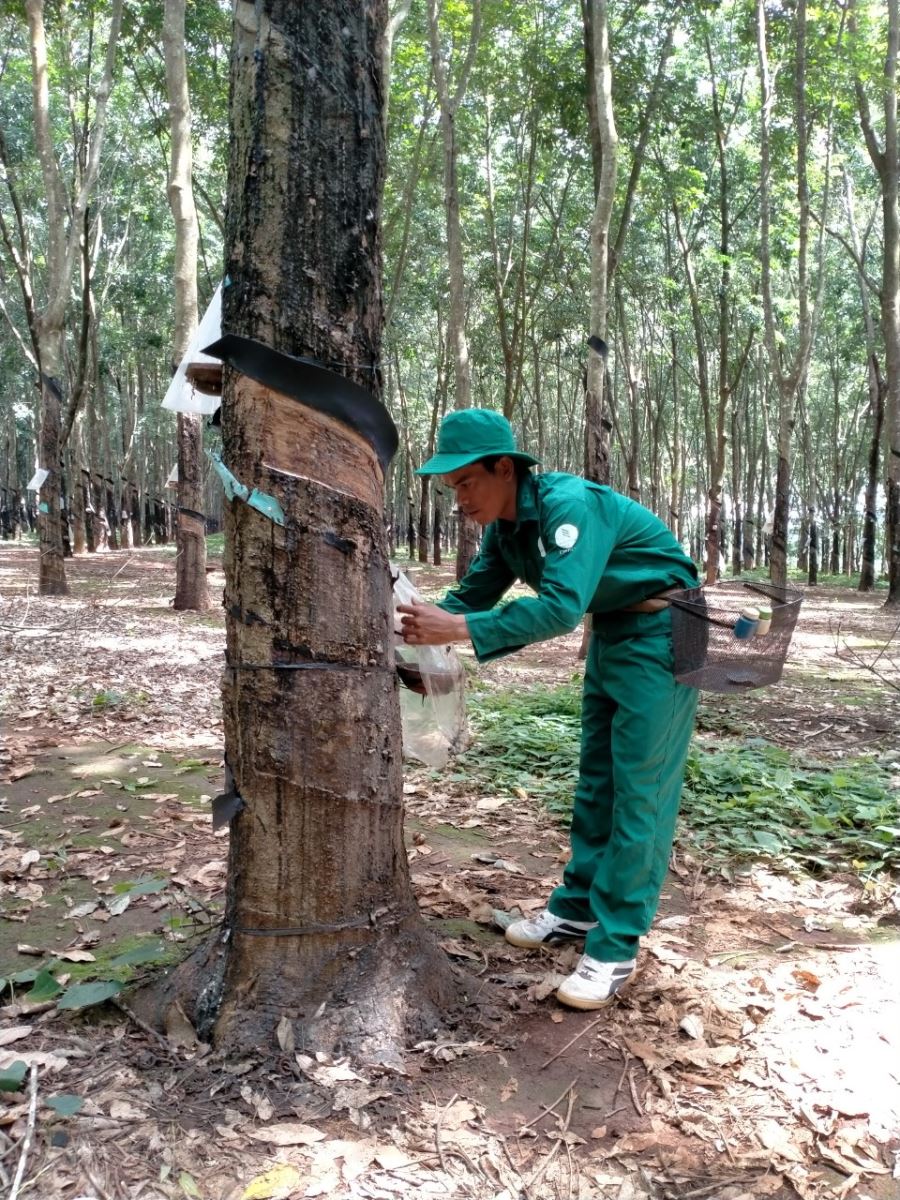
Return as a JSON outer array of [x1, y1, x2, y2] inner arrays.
[[550, 610, 698, 962]]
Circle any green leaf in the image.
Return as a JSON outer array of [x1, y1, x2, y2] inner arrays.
[[46, 1093, 84, 1116], [0, 1061, 28, 1092], [127, 878, 169, 897], [28, 968, 63, 1003], [179, 1171, 202, 1198], [112, 877, 168, 897], [10, 969, 39, 986], [752, 830, 784, 853], [57, 980, 123, 1010], [110, 942, 168, 967]]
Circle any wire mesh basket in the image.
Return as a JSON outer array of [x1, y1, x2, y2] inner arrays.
[[668, 581, 802, 693]]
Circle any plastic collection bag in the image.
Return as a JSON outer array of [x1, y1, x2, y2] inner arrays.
[[392, 567, 467, 768]]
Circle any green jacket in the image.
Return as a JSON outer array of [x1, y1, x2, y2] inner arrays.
[[438, 472, 698, 663]]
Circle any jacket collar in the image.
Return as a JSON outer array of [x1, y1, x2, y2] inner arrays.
[[498, 472, 539, 534]]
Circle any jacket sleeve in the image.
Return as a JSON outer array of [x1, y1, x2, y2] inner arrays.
[[464, 487, 616, 662], [436, 523, 516, 616]]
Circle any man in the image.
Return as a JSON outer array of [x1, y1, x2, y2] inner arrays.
[[398, 408, 699, 1011]]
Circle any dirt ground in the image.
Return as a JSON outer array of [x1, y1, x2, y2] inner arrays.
[[1, 544, 899, 1200]]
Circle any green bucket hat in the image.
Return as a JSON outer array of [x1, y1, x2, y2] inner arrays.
[[417, 409, 541, 476]]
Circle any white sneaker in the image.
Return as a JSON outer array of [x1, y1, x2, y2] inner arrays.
[[504, 909, 597, 949], [556, 954, 636, 1010]]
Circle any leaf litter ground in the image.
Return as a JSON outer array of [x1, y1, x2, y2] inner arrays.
[[1, 545, 899, 1200]]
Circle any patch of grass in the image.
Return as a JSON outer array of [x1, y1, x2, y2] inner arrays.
[[205, 532, 224, 557], [726, 567, 888, 591], [57, 933, 183, 985], [459, 685, 899, 880]]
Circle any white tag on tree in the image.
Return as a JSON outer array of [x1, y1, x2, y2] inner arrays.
[[27, 468, 49, 492]]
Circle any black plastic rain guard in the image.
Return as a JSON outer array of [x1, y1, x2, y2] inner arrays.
[[668, 580, 803, 693]]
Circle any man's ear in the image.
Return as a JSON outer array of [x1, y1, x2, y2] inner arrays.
[[499, 456, 516, 481]]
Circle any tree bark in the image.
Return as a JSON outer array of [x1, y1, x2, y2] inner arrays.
[[427, 0, 481, 580], [583, 0, 617, 490], [756, 0, 829, 588], [164, 0, 210, 612], [143, 0, 455, 1060], [851, 0, 900, 604], [24, 0, 123, 595]]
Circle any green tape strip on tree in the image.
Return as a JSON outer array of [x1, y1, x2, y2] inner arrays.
[[208, 451, 285, 527]]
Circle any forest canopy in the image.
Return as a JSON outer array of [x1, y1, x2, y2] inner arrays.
[[0, 0, 896, 600]]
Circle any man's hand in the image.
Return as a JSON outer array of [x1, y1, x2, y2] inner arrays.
[[397, 602, 469, 646]]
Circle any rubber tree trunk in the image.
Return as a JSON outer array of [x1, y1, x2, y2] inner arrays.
[[427, 0, 481, 581], [164, 0, 210, 612], [36, 339, 68, 594], [25, 0, 123, 594], [145, 0, 455, 1061], [860, 354, 886, 591], [578, 0, 617, 658]]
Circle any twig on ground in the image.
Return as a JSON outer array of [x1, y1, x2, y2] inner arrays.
[[80, 1163, 117, 1200], [7, 1064, 38, 1200], [500, 1136, 531, 1199], [540, 1013, 608, 1069], [111, 997, 179, 1056], [525, 1089, 575, 1193], [433, 1090, 456, 1177], [802, 722, 834, 740], [564, 1134, 575, 1200], [519, 1078, 578, 1132], [627, 1068, 644, 1118], [524, 1127, 561, 1192], [366, 1153, 439, 1181], [833, 614, 900, 693], [677, 1176, 748, 1199]]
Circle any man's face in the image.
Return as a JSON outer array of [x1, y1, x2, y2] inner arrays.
[[443, 459, 517, 526]]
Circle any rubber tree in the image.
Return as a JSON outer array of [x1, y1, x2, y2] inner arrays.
[[163, 0, 210, 611], [851, 0, 900, 605], [427, 0, 482, 580], [756, 0, 833, 588], [22, 0, 123, 594], [144, 0, 455, 1060]]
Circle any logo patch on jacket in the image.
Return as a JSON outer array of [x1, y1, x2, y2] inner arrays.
[[554, 524, 579, 550]]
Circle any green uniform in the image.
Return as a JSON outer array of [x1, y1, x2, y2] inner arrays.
[[439, 472, 699, 962]]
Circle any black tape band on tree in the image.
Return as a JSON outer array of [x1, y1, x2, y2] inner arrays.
[[202, 335, 399, 472]]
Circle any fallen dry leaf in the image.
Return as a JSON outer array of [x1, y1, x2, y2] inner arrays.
[[791, 969, 821, 992], [109, 1099, 147, 1121], [624, 1039, 672, 1070], [756, 1118, 807, 1163], [246, 1122, 326, 1147], [422, 1098, 477, 1129], [679, 1013, 704, 1040], [275, 1015, 295, 1054], [164, 1001, 199, 1048], [0, 1026, 32, 1047], [374, 1145, 415, 1170]]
